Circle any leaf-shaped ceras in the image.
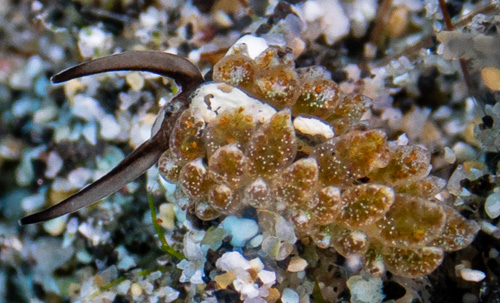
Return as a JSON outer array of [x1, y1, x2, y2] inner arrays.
[[20, 51, 205, 225]]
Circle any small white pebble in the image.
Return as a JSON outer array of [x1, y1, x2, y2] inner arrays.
[[117, 253, 136, 271], [347, 275, 384, 303], [76, 250, 93, 264], [287, 256, 308, 272], [67, 167, 93, 188], [43, 216, 67, 236], [231, 35, 269, 59], [131, 283, 143, 296], [240, 283, 260, 299], [444, 146, 457, 164], [452, 142, 477, 162], [164, 286, 180, 302], [213, 10, 233, 28], [221, 216, 259, 247], [158, 203, 176, 230], [249, 234, 264, 247], [78, 26, 113, 58], [82, 122, 97, 145], [45, 151, 63, 178], [66, 217, 79, 234], [480, 220, 499, 235], [126, 72, 145, 92], [216, 251, 251, 271], [139, 6, 162, 29], [275, 216, 297, 243], [72, 95, 104, 122], [489, 248, 499, 259], [116, 280, 131, 294], [485, 193, 500, 219], [100, 114, 122, 140], [258, 270, 276, 285], [138, 280, 154, 295], [396, 133, 408, 145], [31, 0, 43, 11], [345, 254, 363, 273], [460, 268, 486, 282], [281, 288, 299, 303]]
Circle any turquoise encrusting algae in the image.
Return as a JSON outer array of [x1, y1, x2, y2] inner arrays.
[[159, 44, 480, 278]]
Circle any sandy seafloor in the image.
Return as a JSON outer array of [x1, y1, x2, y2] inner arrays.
[[1, 0, 500, 302]]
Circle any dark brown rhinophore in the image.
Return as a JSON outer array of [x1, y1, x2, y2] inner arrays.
[[19, 51, 204, 225]]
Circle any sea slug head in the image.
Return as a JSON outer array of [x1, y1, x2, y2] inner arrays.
[[20, 51, 204, 225]]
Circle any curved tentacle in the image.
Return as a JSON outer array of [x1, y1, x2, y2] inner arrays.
[[20, 51, 203, 225], [51, 51, 204, 91], [19, 137, 163, 225]]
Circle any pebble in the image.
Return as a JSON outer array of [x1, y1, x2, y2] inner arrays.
[[77, 26, 113, 58], [100, 114, 122, 140], [213, 10, 233, 28], [72, 95, 104, 122], [459, 268, 486, 282], [485, 193, 500, 219], [221, 216, 259, 247], [396, 133, 408, 145], [346, 275, 384, 303], [249, 234, 264, 247], [258, 270, 276, 285], [82, 122, 98, 145], [43, 216, 67, 236], [452, 142, 477, 162], [116, 280, 132, 295], [287, 256, 308, 272], [281, 288, 299, 303], [158, 203, 176, 230], [444, 146, 457, 164], [231, 35, 269, 59], [45, 151, 63, 178], [275, 217, 297, 244], [67, 167, 93, 188], [33, 104, 57, 124], [240, 283, 260, 299], [249, 258, 265, 272], [266, 288, 281, 303], [12, 96, 39, 117], [21, 191, 46, 212], [480, 220, 499, 236], [130, 283, 143, 296], [214, 272, 236, 289], [0, 137, 22, 160], [216, 251, 251, 271], [117, 246, 137, 270], [481, 67, 500, 91], [126, 72, 145, 92], [163, 286, 180, 302], [301, 0, 350, 44]]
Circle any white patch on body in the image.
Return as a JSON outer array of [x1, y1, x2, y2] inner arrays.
[[190, 82, 277, 124]]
